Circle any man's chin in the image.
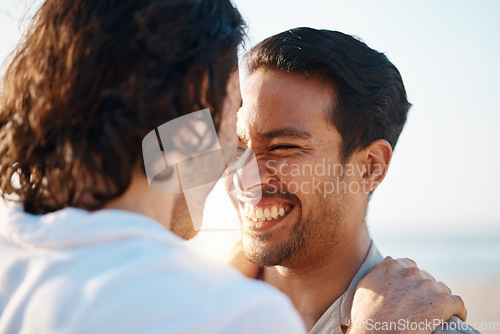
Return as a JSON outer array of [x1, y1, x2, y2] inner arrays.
[[241, 234, 291, 267]]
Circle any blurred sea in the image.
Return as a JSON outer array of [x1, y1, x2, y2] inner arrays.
[[370, 227, 500, 283], [370, 227, 500, 332]]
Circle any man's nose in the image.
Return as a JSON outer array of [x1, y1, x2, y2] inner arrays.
[[234, 153, 275, 193]]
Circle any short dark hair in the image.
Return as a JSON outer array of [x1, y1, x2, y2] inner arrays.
[[246, 27, 411, 161], [0, 0, 245, 214]]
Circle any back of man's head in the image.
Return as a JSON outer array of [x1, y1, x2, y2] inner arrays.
[[0, 0, 245, 214], [246, 27, 411, 162]]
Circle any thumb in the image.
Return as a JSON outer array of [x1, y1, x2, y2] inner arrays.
[[450, 295, 467, 322]]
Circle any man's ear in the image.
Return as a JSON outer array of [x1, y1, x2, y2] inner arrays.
[[361, 139, 393, 193]]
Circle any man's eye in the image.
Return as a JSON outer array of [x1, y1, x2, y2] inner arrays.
[[270, 145, 299, 151]]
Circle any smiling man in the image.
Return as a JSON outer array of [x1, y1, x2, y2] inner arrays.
[[232, 28, 479, 334]]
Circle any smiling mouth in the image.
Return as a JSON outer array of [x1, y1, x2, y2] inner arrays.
[[242, 203, 292, 222]]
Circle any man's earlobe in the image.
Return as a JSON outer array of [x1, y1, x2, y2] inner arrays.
[[362, 139, 392, 192]]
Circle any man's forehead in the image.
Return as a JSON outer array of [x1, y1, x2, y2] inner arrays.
[[237, 68, 338, 143], [237, 114, 312, 143]]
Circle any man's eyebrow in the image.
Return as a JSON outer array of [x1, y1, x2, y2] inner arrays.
[[260, 128, 312, 140]]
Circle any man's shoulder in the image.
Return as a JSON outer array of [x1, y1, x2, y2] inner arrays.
[[0, 207, 305, 333], [66, 239, 304, 333]]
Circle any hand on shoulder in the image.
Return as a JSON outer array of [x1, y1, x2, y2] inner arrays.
[[349, 256, 467, 334]]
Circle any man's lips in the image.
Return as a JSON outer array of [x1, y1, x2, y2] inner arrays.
[[236, 196, 296, 232]]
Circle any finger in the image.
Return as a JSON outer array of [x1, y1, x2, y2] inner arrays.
[[449, 295, 467, 322], [382, 256, 393, 262], [396, 257, 417, 267], [434, 281, 452, 295], [420, 270, 436, 282]]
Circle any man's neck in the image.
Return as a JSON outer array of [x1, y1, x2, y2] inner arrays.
[[102, 170, 175, 230], [262, 227, 371, 331]]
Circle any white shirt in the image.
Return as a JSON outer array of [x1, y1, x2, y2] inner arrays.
[[0, 206, 306, 334]]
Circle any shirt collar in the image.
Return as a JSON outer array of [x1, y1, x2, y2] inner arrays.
[[309, 241, 384, 334], [339, 242, 384, 327]]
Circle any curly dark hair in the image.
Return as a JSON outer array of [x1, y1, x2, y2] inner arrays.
[[0, 0, 245, 214], [246, 27, 411, 162]]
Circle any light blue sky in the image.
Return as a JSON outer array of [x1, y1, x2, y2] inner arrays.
[[1, 0, 499, 232]]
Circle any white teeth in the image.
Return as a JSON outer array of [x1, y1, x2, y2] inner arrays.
[[279, 207, 285, 217], [244, 204, 291, 222], [271, 206, 279, 219], [249, 207, 256, 218]]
